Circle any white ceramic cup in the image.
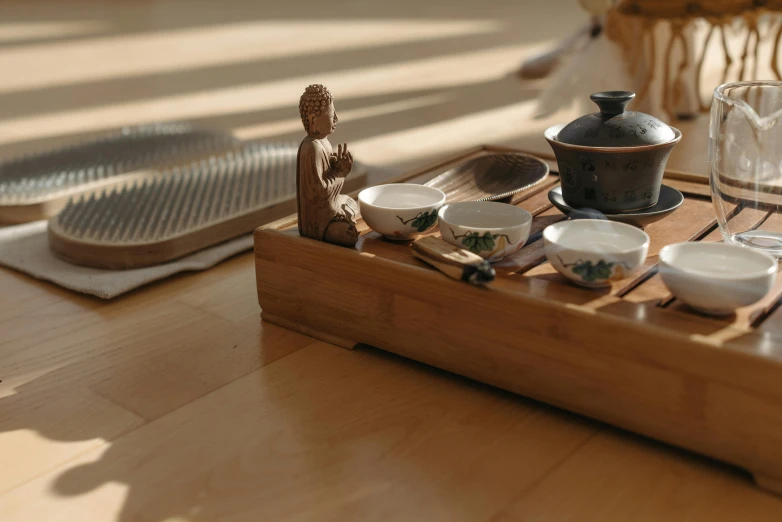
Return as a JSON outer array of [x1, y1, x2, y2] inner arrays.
[[358, 184, 446, 240], [438, 201, 532, 262], [544, 219, 650, 287], [659, 242, 777, 315]]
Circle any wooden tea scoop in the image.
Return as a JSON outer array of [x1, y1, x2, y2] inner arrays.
[[412, 236, 495, 286]]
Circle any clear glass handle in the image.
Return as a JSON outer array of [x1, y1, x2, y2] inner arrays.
[[710, 81, 782, 257]]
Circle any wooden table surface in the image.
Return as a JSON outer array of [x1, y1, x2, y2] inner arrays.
[[3, 0, 782, 520]]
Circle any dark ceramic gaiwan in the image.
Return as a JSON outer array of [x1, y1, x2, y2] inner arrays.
[[545, 91, 681, 213]]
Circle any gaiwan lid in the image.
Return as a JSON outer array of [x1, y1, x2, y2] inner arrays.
[[556, 91, 675, 148]]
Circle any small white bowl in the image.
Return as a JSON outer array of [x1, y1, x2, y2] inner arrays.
[[358, 184, 446, 240], [439, 201, 532, 261], [544, 219, 650, 288], [659, 242, 777, 315]]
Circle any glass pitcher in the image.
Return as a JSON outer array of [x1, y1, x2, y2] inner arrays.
[[710, 81, 782, 257]]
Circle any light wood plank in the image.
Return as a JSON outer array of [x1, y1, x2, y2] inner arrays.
[[0, 295, 222, 394], [90, 316, 315, 421], [0, 343, 596, 522], [0, 389, 143, 496], [170, 253, 262, 322], [495, 430, 782, 522]]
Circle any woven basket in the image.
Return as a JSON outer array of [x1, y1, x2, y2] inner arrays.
[[617, 0, 782, 19], [606, 0, 782, 119]]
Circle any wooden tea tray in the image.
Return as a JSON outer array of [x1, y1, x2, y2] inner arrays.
[[254, 146, 782, 495]]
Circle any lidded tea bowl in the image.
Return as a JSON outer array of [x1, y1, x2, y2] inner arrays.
[[545, 91, 681, 213]]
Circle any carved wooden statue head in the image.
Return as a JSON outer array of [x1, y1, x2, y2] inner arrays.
[[299, 84, 339, 139]]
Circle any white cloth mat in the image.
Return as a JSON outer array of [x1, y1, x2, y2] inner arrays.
[[0, 160, 397, 299], [0, 221, 253, 299]]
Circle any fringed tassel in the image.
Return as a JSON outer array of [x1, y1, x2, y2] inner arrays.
[[634, 20, 657, 106], [752, 15, 761, 80], [671, 21, 692, 117], [738, 14, 759, 81], [720, 21, 733, 86], [625, 17, 649, 78], [695, 22, 716, 112], [772, 18, 782, 80], [662, 21, 686, 120]]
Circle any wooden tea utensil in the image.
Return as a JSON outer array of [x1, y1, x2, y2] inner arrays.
[[423, 152, 549, 202], [412, 236, 495, 286], [0, 123, 240, 224]]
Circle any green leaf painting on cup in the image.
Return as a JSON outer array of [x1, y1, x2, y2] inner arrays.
[[559, 257, 630, 283], [451, 228, 511, 255], [397, 209, 438, 232], [571, 259, 614, 282]]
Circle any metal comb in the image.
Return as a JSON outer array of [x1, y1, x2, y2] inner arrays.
[[49, 141, 366, 269], [0, 122, 241, 223]]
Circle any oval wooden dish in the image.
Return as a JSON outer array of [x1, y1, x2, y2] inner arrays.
[[423, 152, 549, 202]]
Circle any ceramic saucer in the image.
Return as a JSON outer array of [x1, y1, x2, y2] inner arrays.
[[547, 184, 684, 228]]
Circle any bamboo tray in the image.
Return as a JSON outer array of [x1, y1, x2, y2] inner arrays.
[[254, 145, 782, 495]]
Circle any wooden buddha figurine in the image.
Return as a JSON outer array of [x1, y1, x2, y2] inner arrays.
[[296, 84, 359, 247]]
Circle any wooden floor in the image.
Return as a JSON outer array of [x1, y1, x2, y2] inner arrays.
[[6, 254, 782, 522], [3, 0, 782, 520]]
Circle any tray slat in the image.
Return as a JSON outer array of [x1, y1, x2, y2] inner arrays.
[[514, 177, 560, 215], [493, 208, 565, 274]]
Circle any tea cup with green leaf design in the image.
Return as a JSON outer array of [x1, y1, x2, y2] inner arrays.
[[358, 184, 446, 240], [439, 201, 532, 262], [543, 219, 649, 288]]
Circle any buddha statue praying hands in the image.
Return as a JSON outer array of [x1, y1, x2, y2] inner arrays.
[[296, 84, 359, 248]]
